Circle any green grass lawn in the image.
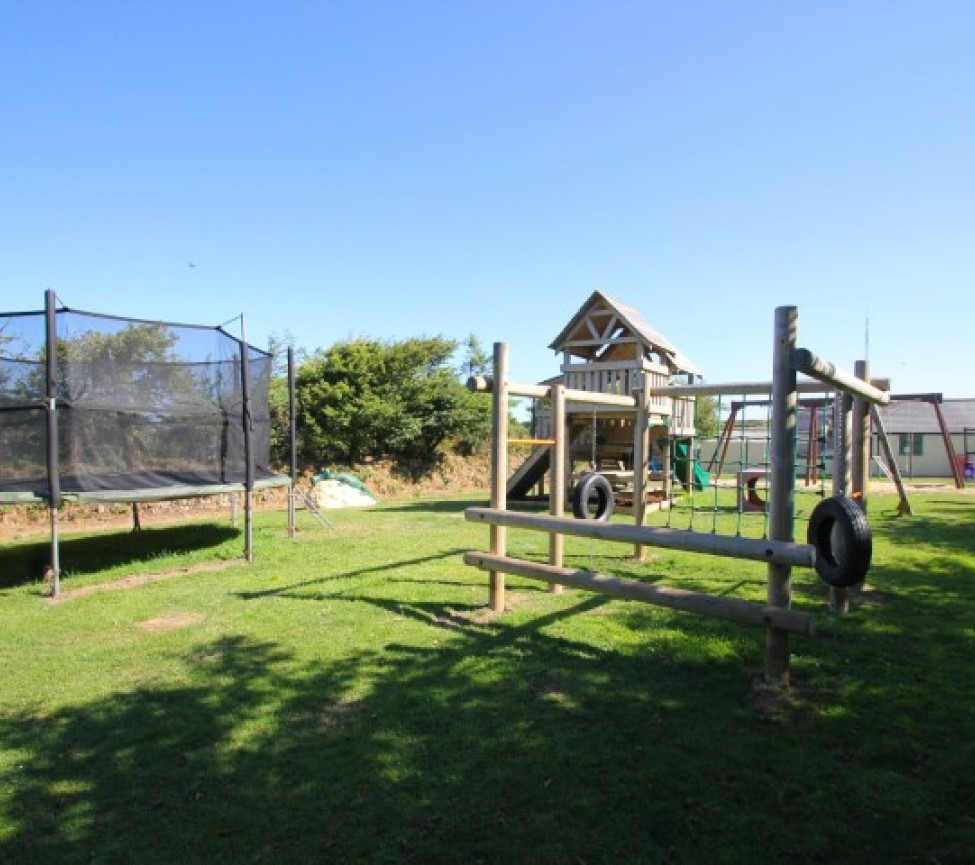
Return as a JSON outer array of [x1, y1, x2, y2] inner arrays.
[[2, 491, 974, 864]]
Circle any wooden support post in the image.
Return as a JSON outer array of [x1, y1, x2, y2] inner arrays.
[[805, 405, 820, 486], [829, 393, 854, 613], [633, 373, 650, 561], [548, 383, 566, 592], [661, 433, 672, 503], [489, 342, 509, 611], [832, 395, 852, 497], [766, 306, 798, 685], [932, 400, 965, 488], [851, 360, 871, 510], [870, 405, 913, 516]]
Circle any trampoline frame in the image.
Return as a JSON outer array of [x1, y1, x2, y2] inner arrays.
[[1, 290, 296, 595]]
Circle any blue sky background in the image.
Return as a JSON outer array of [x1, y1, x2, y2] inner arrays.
[[2, 2, 972, 396]]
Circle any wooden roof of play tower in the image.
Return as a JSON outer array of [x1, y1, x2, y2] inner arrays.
[[549, 290, 701, 377]]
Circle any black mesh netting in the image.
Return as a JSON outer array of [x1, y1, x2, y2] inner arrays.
[[0, 306, 281, 500]]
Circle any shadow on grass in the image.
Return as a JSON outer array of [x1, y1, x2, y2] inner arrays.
[[0, 523, 241, 591], [375, 498, 551, 515], [5, 497, 975, 862], [874, 509, 975, 558], [374, 498, 481, 515], [4, 602, 975, 864], [235, 549, 469, 600]]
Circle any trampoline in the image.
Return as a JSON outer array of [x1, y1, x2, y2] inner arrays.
[[1, 291, 292, 593]]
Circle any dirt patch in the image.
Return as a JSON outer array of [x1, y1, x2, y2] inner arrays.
[[347, 452, 493, 499], [138, 612, 204, 632], [46, 559, 242, 603], [442, 591, 536, 626]]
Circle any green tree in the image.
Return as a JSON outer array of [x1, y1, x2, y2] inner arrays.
[[265, 334, 307, 467], [55, 323, 199, 474], [296, 336, 491, 466], [457, 334, 491, 379], [694, 394, 721, 439]]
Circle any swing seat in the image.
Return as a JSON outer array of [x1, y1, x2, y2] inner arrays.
[[737, 469, 768, 513]]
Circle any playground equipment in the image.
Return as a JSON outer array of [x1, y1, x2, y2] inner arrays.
[[0, 290, 298, 595], [504, 291, 704, 508], [465, 306, 888, 685]]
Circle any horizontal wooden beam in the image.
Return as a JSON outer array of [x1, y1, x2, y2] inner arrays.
[[648, 378, 889, 399], [790, 349, 890, 405], [558, 337, 640, 348], [464, 552, 814, 636], [464, 507, 817, 568], [467, 376, 637, 408], [650, 380, 836, 397]]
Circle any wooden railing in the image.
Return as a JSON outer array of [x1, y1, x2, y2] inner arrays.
[[526, 361, 697, 437]]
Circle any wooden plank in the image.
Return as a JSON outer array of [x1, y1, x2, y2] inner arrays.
[[489, 343, 509, 611], [549, 384, 566, 592], [467, 376, 638, 408], [828, 392, 854, 614], [464, 552, 814, 636], [870, 404, 913, 516], [791, 348, 890, 404], [561, 359, 644, 372], [932, 400, 965, 488], [600, 313, 620, 341], [851, 360, 871, 506], [558, 337, 641, 349], [650, 380, 837, 397], [766, 305, 798, 684], [633, 372, 649, 561], [464, 507, 816, 567]]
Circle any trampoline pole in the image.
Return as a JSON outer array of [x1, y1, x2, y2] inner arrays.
[[288, 346, 297, 539], [240, 316, 255, 563], [50, 508, 60, 595], [45, 289, 62, 597]]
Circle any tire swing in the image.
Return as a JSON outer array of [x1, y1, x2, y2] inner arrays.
[[806, 495, 872, 588], [571, 472, 614, 521]]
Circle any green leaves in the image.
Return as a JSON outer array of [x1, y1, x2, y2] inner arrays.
[[292, 336, 490, 467]]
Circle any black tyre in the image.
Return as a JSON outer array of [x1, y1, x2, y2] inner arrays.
[[571, 472, 614, 521], [807, 495, 872, 588]]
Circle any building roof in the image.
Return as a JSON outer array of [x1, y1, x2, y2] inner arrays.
[[548, 290, 702, 376], [877, 398, 975, 434]]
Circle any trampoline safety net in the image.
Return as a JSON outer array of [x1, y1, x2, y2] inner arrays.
[[0, 304, 282, 503]]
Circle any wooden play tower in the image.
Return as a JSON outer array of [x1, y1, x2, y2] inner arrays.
[[508, 291, 703, 503]]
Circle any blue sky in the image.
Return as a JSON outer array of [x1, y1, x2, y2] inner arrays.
[[2, 2, 972, 396]]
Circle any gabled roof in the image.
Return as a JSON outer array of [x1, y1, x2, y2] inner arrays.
[[548, 290, 702, 376], [878, 398, 975, 434]]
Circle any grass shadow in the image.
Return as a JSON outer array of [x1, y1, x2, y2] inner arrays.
[[0, 523, 240, 590], [4, 600, 973, 864], [234, 549, 469, 600], [373, 498, 480, 515]]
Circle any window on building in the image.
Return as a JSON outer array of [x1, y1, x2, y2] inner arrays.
[[898, 433, 924, 456]]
